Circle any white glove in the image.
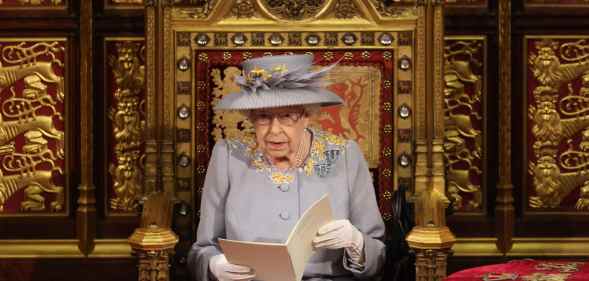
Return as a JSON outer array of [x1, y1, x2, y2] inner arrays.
[[209, 254, 255, 281], [312, 219, 365, 264]]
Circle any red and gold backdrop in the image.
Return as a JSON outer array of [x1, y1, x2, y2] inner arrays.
[[525, 36, 589, 212], [104, 38, 146, 215], [0, 39, 67, 215], [444, 36, 486, 214]]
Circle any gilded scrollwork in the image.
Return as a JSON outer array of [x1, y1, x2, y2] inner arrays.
[[259, 0, 327, 20], [231, 0, 255, 18], [108, 41, 146, 212], [443, 39, 484, 211], [369, 0, 417, 19], [528, 38, 589, 210], [0, 40, 65, 213], [172, 0, 217, 19]]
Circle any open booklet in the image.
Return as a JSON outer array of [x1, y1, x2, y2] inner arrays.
[[218, 194, 333, 281]]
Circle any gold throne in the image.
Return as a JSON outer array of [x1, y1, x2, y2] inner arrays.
[[134, 1, 453, 280]]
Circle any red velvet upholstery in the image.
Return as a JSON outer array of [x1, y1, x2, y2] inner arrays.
[[445, 259, 589, 281]]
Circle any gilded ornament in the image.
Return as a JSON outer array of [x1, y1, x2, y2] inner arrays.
[[108, 41, 146, 212], [371, 0, 417, 19], [195, 33, 210, 46], [383, 190, 392, 200], [231, 0, 255, 18], [260, 0, 327, 20], [173, 0, 217, 19], [521, 273, 570, 281], [223, 52, 232, 61], [361, 32, 375, 45], [343, 52, 354, 60], [398, 56, 412, 70], [325, 32, 338, 46], [334, 0, 357, 19], [306, 34, 320, 46], [231, 33, 247, 46], [252, 32, 265, 46], [198, 53, 209, 62], [379, 33, 393, 46], [288, 32, 302, 46], [342, 33, 356, 46], [444, 38, 484, 211], [214, 33, 228, 46], [322, 52, 334, 61], [0, 40, 65, 213]]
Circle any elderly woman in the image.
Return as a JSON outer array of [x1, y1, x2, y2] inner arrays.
[[188, 54, 385, 281]]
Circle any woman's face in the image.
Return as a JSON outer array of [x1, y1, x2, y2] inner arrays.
[[249, 106, 309, 161]]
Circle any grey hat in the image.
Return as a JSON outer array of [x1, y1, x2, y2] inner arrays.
[[214, 54, 343, 111]]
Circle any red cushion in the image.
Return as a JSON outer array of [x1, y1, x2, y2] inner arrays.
[[445, 259, 589, 281]]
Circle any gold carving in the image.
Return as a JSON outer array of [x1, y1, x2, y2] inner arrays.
[[443, 39, 484, 211], [108, 41, 146, 212], [231, 0, 255, 18], [334, 0, 357, 19], [522, 273, 570, 281], [172, 0, 217, 19], [111, 0, 143, 3], [0, 0, 62, 5], [370, 0, 417, 19], [0, 40, 65, 213], [259, 0, 327, 20], [528, 38, 589, 209]]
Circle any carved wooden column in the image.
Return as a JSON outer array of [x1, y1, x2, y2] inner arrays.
[[495, 0, 515, 254], [406, 1, 456, 280], [77, 0, 96, 256], [129, 194, 178, 281]]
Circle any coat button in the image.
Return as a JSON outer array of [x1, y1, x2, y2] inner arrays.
[[279, 211, 290, 220], [278, 185, 289, 192]]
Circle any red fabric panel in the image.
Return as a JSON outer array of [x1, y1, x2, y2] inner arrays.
[[446, 259, 589, 281]]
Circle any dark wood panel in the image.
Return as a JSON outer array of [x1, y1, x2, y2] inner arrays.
[[0, 258, 137, 281]]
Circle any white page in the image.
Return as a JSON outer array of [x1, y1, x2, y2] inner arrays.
[[219, 194, 333, 281]]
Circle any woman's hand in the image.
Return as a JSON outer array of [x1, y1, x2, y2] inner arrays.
[[312, 219, 365, 264], [209, 254, 256, 281]]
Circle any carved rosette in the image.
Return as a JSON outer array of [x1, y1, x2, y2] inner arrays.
[[527, 38, 589, 210], [443, 38, 485, 212], [106, 40, 146, 212], [0, 39, 66, 214]]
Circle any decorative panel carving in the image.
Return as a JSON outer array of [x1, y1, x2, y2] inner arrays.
[[444, 36, 486, 213], [525, 0, 589, 8], [0, 0, 64, 7], [105, 38, 146, 213], [526, 36, 589, 211], [0, 39, 66, 215], [105, 0, 143, 9]]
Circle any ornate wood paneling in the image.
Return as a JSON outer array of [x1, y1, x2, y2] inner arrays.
[[0, 38, 67, 216], [444, 36, 486, 213], [525, 36, 589, 212], [104, 38, 146, 215], [104, 0, 143, 10], [0, 0, 65, 7], [525, 0, 589, 8]]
